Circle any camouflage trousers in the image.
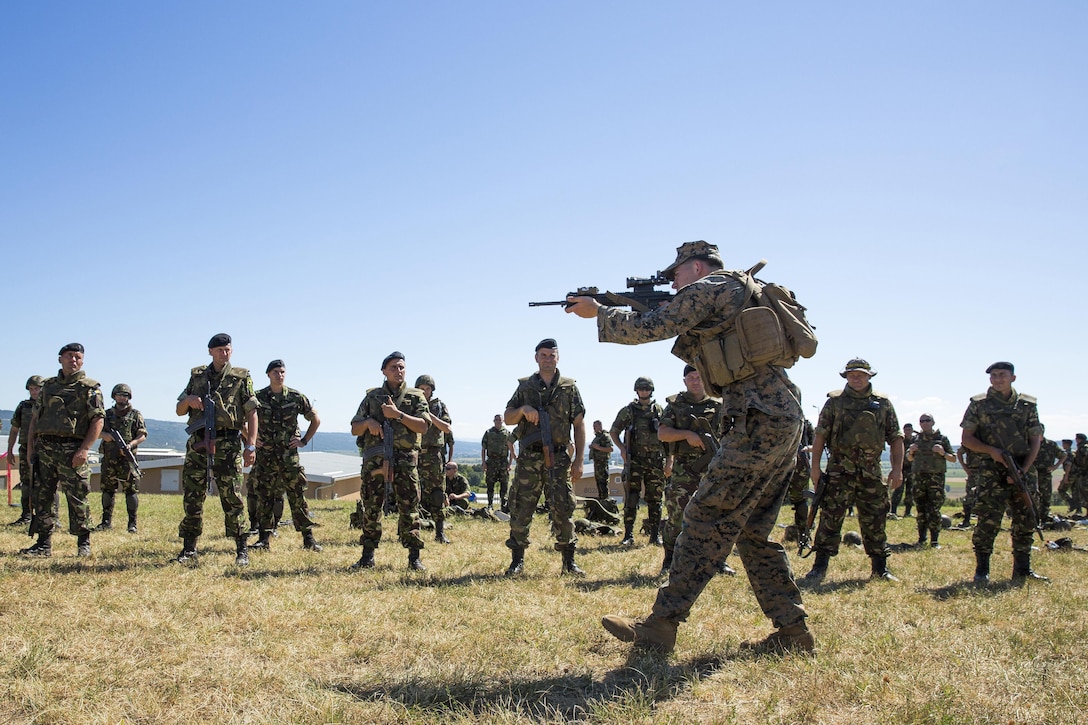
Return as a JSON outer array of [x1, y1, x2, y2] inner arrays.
[[100, 455, 141, 496], [249, 450, 318, 534], [484, 457, 509, 508], [178, 435, 246, 539], [890, 471, 913, 515], [623, 454, 666, 530], [912, 471, 946, 540], [972, 462, 1038, 556], [1033, 467, 1054, 522], [592, 457, 610, 500], [32, 436, 92, 536], [505, 447, 577, 552], [652, 411, 805, 628], [16, 446, 31, 518], [359, 454, 425, 550], [812, 459, 890, 558], [661, 466, 699, 551], [1057, 472, 1079, 509], [786, 463, 809, 529], [962, 469, 979, 514], [418, 447, 445, 521]]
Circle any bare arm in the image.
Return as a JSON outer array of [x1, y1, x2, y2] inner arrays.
[[657, 423, 703, 449], [73, 417, 104, 468], [297, 410, 321, 447], [887, 437, 904, 490], [809, 431, 826, 484]]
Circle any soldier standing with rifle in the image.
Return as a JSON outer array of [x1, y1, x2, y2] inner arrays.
[[415, 374, 455, 543], [248, 360, 323, 553], [503, 338, 586, 577], [610, 377, 666, 546], [960, 361, 1047, 584], [568, 240, 812, 654], [175, 333, 259, 566], [95, 384, 146, 533], [20, 343, 104, 558], [6, 375, 43, 527], [350, 351, 431, 571]]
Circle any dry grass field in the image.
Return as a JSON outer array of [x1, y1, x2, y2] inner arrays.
[[2, 494, 1087, 724]]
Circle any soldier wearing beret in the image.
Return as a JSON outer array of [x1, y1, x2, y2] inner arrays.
[[503, 338, 587, 576], [94, 383, 147, 533], [805, 358, 903, 583], [20, 343, 105, 558], [248, 360, 323, 553], [960, 361, 1047, 583], [415, 374, 455, 543], [568, 240, 811, 655], [610, 376, 667, 546], [350, 351, 431, 571], [6, 375, 43, 527], [175, 333, 259, 566]]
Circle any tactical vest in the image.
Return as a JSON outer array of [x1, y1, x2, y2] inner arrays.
[[827, 388, 892, 456], [188, 365, 251, 430], [421, 397, 449, 449], [622, 401, 664, 458], [912, 430, 950, 474], [35, 372, 102, 438], [969, 391, 1037, 459], [514, 375, 578, 447], [483, 428, 511, 459], [100, 407, 143, 458], [664, 393, 721, 459]]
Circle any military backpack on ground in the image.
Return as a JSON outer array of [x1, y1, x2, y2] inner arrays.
[[690, 263, 817, 387]]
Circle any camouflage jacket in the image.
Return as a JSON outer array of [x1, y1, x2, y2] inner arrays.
[[960, 387, 1041, 463], [179, 363, 258, 432], [352, 381, 431, 452], [1071, 445, 1088, 477], [902, 433, 916, 474], [255, 386, 315, 451], [98, 405, 147, 464], [610, 399, 665, 459], [816, 384, 901, 463], [911, 429, 952, 474], [10, 398, 35, 449], [506, 370, 584, 449], [660, 390, 723, 461], [596, 272, 802, 420], [589, 430, 613, 465], [482, 426, 514, 461], [445, 473, 470, 497], [34, 369, 105, 439], [1034, 438, 1064, 473], [960, 446, 984, 472], [421, 396, 451, 449]]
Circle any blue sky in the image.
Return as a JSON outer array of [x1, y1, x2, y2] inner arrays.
[[3, 2, 1085, 447]]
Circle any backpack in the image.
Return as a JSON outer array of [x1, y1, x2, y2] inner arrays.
[[692, 263, 817, 387]]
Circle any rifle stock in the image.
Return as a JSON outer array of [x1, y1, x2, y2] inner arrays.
[[107, 426, 142, 477], [684, 415, 719, 477]]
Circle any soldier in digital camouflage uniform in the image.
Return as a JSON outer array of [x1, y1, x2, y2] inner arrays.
[[350, 351, 431, 571], [956, 444, 982, 527], [20, 343, 105, 558], [569, 241, 812, 655], [503, 338, 586, 577], [415, 374, 454, 543], [804, 358, 903, 584], [890, 423, 916, 517], [907, 414, 955, 548], [248, 360, 323, 553], [588, 420, 614, 500], [657, 364, 724, 575], [961, 361, 1047, 584], [481, 414, 515, 511], [95, 383, 146, 533], [1032, 427, 1065, 524], [6, 375, 43, 527], [611, 377, 666, 546], [175, 333, 260, 566]]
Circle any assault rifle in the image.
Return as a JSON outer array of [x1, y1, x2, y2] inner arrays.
[[798, 472, 829, 558], [106, 415, 142, 477], [684, 415, 719, 477], [538, 408, 559, 497], [529, 274, 674, 313], [1001, 450, 1045, 542], [361, 418, 396, 511], [184, 381, 218, 495]]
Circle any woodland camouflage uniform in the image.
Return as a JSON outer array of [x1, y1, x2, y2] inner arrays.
[[910, 427, 953, 545], [659, 389, 723, 553], [481, 424, 513, 509], [589, 429, 613, 500], [9, 394, 38, 523], [97, 402, 146, 529], [1032, 437, 1064, 522], [419, 393, 452, 522], [611, 396, 666, 541]]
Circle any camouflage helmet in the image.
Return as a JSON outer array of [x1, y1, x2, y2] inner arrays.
[[26, 375, 44, 389], [634, 376, 654, 391], [414, 374, 436, 391], [111, 383, 133, 398], [839, 358, 877, 378]]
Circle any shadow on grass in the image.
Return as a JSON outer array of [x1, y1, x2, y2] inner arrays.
[[924, 578, 1030, 600], [322, 650, 726, 720]]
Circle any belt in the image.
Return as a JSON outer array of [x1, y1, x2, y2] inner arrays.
[[37, 434, 80, 444]]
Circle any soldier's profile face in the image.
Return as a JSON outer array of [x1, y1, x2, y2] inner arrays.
[[383, 359, 407, 385], [844, 371, 871, 391], [671, 260, 703, 290], [59, 350, 84, 375], [989, 369, 1015, 393], [535, 347, 558, 372], [209, 344, 232, 368]]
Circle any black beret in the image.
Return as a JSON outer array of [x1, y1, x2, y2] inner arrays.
[[535, 338, 558, 351], [266, 359, 285, 373], [382, 351, 405, 369], [986, 361, 1014, 374], [208, 333, 232, 348], [58, 342, 84, 355]]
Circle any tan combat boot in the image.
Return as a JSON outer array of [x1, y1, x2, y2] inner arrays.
[[740, 622, 815, 655], [601, 615, 677, 653]]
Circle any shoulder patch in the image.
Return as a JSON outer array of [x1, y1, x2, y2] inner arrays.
[[970, 393, 987, 402], [1019, 393, 1038, 404], [557, 376, 576, 387], [227, 367, 250, 378], [82, 377, 101, 389], [191, 365, 208, 375], [827, 389, 843, 398]]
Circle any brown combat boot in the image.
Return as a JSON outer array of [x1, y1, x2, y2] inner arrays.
[[601, 614, 678, 653], [740, 622, 815, 655]]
